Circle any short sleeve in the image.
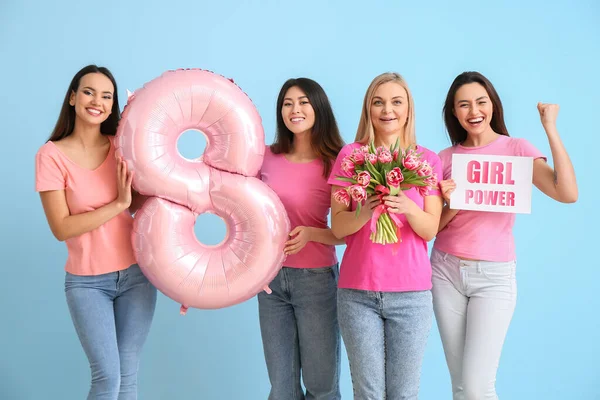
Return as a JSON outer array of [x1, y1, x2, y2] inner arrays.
[[327, 143, 356, 187], [426, 151, 443, 197], [35, 144, 66, 192], [517, 138, 547, 161], [437, 147, 453, 181]]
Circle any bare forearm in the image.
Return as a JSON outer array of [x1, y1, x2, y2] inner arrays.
[[309, 227, 345, 245], [405, 208, 440, 241], [331, 211, 369, 239], [545, 126, 578, 202], [55, 201, 127, 241], [438, 204, 459, 232]]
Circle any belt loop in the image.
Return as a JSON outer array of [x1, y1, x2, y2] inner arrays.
[[477, 263, 482, 274], [443, 251, 448, 262]]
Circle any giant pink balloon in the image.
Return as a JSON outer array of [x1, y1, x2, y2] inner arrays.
[[115, 69, 289, 313]]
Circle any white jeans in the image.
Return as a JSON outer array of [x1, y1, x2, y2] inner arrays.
[[431, 248, 517, 400]]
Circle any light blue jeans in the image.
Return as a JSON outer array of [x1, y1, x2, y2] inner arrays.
[[65, 264, 157, 400], [337, 288, 433, 400], [258, 265, 341, 400], [431, 248, 517, 400]]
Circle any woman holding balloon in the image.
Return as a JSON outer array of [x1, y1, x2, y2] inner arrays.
[[35, 64, 157, 400], [258, 77, 345, 400]]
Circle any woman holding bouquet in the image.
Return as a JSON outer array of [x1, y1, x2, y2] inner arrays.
[[432, 71, 578, 400], [328, 72, 444, 399], [258, 77, 345, 400]]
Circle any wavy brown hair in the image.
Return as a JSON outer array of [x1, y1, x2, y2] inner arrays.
[[443, 71, 509, 146], [47, 64, 121, 142], [271, 78, 344, 178]]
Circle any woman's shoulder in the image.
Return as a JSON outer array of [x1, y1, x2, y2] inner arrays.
[[338, 142, 363, 157], [36, 140, 60, 159]]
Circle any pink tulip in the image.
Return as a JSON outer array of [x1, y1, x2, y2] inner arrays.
[[386, 167, 404, 187], [356, 171, 371, 187], [333, 188, 351, 207], [348, 185, 367, 203], [402, 151, 421, 170], [378, 149, 393, 164]]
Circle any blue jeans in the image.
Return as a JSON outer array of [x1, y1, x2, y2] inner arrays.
[[65, 264, 157, 400], [338, 288, 433, 400], [258, 265, 341, 400]]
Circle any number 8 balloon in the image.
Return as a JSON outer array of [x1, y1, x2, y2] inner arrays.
[[115, 69, 290, 314]]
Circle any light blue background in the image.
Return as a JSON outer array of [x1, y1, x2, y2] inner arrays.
[[2, 0, 598, 399]]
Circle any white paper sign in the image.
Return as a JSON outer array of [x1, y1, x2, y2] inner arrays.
[[449, 154, 534, 214]]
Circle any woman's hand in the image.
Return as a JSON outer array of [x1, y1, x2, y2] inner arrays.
[[358, 196, 382, 223], [383, 190, 419, 216], [284, 226, 313, 255], [116, 157, 133, 210], [439, 179, 456, 205]]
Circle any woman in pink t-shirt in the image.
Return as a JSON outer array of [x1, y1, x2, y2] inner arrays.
[[35, 65, 157, 400], [432, 71, 578, 400], [328, 72, 444, 399], [258, 78, 345, 399]]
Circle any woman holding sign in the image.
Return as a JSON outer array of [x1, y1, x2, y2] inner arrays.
[[432, 71, 578, 400]]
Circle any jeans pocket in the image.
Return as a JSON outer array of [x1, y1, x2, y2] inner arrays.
[[480, 262, 516, 282]]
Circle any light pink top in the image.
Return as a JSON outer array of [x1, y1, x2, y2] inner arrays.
[[328, 142, 443, 292], [433, 135, 546, 262], [260, 146, 338, 269], [35, 137, 136, 276]]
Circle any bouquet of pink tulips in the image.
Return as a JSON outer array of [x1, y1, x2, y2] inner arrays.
[[333, 139, 438, 245]]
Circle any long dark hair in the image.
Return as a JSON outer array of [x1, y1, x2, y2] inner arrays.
[[271, 78, 344, 178], [47, 64, 121, 142], [443, 71, 509, 146]]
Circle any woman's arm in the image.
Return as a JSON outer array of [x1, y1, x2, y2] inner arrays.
[[283, 226, 345, 255], [383, 191, 443, 241], [40, 191, 129, 241], [437, 179, 459, 232], [330, 185, 380, 239], [532, 103, 578, 203], [39, 157, 133, 241], [438, 204, 459, 233], [308, 227, 345, 246]]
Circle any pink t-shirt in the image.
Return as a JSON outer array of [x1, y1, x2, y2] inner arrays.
[[328, 142, 443, 292], [433, 135, 546, 262], [35, 137, 136, 276], [260, 146, 338, 269]]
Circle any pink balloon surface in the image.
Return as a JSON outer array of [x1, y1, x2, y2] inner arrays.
[[115, 69, 289, 311]]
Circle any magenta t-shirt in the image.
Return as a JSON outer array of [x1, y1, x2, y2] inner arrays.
[[260, 146, 338, 269], [328, 142, 443, 292], [433, 135, 546, 262]]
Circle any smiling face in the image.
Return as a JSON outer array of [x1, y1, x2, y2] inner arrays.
[[369, 81, 408, 139], [69, 72, 114, 127], [453, 82, 495, 139], [281, 86, 316, 136]]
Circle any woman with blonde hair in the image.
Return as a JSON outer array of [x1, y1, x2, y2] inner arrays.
[[328, 72, 443, 399]]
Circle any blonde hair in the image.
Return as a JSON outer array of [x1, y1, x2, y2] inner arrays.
[[354, 72, 416, 146]]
